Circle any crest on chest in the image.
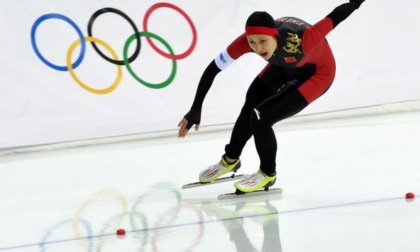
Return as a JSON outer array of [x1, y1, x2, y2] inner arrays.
[[283, 32, 302, 54]]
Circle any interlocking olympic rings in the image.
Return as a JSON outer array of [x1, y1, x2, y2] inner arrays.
[[30, 3, 197, 94]]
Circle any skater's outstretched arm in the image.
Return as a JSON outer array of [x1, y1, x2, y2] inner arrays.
[[178, 34, 252, 138], [327, 0, 365, 28], [302, 0, 366, 52], [178, 61, 221, 138]]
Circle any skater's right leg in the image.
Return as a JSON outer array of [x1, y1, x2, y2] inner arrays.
[[199, 78, 272, 183]]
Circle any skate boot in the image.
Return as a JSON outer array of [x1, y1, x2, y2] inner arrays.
[[199, 155, 241, 183], [234, 170, 276, 193]]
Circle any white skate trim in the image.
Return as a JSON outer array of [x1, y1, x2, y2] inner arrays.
[[236, 170, 265, 188], [199, 163, 227, 182], [214, 49, 234, 71]]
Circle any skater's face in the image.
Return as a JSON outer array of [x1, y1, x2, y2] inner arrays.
[[247, 34, 277, 60]]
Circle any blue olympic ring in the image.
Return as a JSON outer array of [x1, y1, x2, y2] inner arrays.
[[31, 13, 86, 71]]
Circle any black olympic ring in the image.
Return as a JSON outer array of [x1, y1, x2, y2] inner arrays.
[[87, 8, 141, 66]]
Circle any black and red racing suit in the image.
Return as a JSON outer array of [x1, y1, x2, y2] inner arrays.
[[185, 2, 363, 175]]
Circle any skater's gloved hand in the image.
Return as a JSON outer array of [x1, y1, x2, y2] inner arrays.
[[178, 109, 201, 138], [349, 0, 365, 8]]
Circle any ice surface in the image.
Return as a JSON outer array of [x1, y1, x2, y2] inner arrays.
[[1, 110, 420, 251]]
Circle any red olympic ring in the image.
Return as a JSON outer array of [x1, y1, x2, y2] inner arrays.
[[143, 2, 197, 60]]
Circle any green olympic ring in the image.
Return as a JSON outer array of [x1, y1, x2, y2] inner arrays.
[[124, 32, 176, 89]]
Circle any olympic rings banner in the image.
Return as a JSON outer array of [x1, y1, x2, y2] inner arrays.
[[30, 3, 197, 94], [1, 0, 420, 149]]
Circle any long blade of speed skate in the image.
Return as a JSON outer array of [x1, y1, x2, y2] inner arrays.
[[182, 174, 246, 189], [218, 188, 282, 200]]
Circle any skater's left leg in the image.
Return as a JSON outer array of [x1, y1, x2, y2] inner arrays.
[[252, 88, 308, 176], [224, 77, 273, 160]]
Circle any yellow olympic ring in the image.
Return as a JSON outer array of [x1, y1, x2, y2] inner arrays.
[[66, 36, 123, 95]]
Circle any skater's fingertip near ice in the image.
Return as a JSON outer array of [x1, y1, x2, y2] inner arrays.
[[178, 128, 189, 138], [177, 118, 189, 138], [178, 130, 185, 138]]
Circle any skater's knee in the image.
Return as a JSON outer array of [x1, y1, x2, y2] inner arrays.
[[236, 106, 254, 123], [250, 109, 270, 131]]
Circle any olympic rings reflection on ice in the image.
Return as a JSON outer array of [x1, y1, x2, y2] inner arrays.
[[63, 182, 203, 251], [95, 212, 148, 251], [30, 3, 197, 94], [151, 204, 204, 252], [72, 189, 129, 239], [39, 219, 93, 251]]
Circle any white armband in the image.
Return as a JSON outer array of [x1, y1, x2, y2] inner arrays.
[[214, 49, 235, 71]]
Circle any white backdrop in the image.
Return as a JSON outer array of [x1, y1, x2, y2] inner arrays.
[[0, 0, 419, 148]]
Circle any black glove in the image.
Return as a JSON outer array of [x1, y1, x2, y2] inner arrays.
[[184, 109, 201, 130], [350, 0, 365, 8]]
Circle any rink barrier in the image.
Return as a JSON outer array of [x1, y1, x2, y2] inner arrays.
[[1, 99, 419, 156]]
